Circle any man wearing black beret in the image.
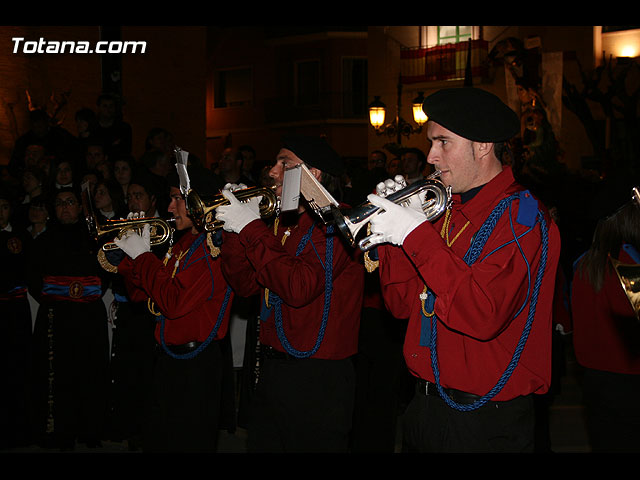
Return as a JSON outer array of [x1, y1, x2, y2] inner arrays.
[[367, 87, 562, 452], [216, 134, 364, 452]]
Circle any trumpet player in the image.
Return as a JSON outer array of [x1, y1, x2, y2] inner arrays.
[[113, 165, 234, 452], [216, 135, 364, 453], [366, 87, 561, 453]]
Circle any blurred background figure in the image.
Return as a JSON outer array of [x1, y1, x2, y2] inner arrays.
[[0, 193, 33, 449], [571, 194, 640, 453]]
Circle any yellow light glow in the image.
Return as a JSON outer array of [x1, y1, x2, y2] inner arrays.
[[369, 107, 386, 129], [412, 103, 428, 126], [620, 45, 637, 57]]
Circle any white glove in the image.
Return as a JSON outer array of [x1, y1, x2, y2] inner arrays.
[[126, 211, 145, 219], [223, 182, 248, 193], [216, 189, 262, 234], [114, 223, 151, 259], [366, 194, 427, 246], [376, 175, 424, 213]]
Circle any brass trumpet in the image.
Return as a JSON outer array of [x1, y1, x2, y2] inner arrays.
[[610, 256, 640, 321], [330, 171, 452, 251], [186, 185, 279, 231], [89, 215, 176, 251], [87, 213, 175, 273]]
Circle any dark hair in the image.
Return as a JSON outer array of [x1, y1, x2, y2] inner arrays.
[[576, 202, 640, 291], [95, 178, 126, 215], [238, 145, 256, 157], [145, 127, 171, 151], [140, 149, 170, 169], [402, 147, 426, 170]]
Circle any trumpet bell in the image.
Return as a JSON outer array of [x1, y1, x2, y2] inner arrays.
[[94, 216, 175, 251], [610, 256, 640, 321], [91, 215, 175, 272], [331, 176, 452, 251], [186, 185, 278, 231], [94, 217, 175, 252]]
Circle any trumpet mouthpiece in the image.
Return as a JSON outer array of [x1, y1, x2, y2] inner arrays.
[[427, 170, 442, 180]]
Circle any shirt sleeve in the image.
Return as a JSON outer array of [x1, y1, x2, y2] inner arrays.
[[119, 245, 217, 320], [225, 218, 353, 308]]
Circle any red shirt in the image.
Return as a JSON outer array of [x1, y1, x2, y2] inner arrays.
[[118, 230, 233, 345], [378, 166, 561, 400], [571, 246, 640, 374], [221, 210, 363, 360]]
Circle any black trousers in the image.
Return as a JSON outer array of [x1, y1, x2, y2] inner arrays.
[[402, 385, 535, 453], [30, 302, 109, 447], [143, 340, 224, 453], [582, 367, 640, 453], [247, 354, 355, 453]]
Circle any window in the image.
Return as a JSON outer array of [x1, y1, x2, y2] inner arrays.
[[213, 67, 252, 108], [295, 59, 320, 106], [437, 26, 472, 45], [342, 57, 367, 117]]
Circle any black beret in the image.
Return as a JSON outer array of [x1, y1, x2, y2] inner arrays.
[[167, 165, 224, 198], [281, 134, 344, 177], [422, 87, 519, 142]]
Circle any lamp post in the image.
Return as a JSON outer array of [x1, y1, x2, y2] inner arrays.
[[368, 74, 428, 147]]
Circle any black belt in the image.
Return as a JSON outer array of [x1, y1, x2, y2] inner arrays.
[[416, 379, 483, 405], [156, 341, 202, 355]]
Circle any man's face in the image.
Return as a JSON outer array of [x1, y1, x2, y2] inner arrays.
[[127, 184, 155, 216], [93, 183, 111, 210], [268, 148, 303, 197], [114, 160, 132, 186], [98, 99, 116, 120], [426, 121, 484, 194], [56, 161, 74, 186], [86, 145, 106, 169], [25, 145, 45, 167], [219, 148, 239, 175], [54, 192, 81, 224], [402, 152, 421, 177], [368, 152, 385, 170], [167, 187, 193, 232]]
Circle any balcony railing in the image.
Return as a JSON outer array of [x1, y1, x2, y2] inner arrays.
[[400, 39, 489, 84]]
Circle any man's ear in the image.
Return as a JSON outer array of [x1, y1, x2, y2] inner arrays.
[[309, 167, 323, 181], [474, 141, 493, 160]]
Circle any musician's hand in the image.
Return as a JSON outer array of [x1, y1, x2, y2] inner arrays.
[[375, 175, 406, 197], [375, 176, 424, 213], [114, 223, 151, 259], [216, 189, 262, 234], [223, 183, 247, 193], [366, 194, 427, 246], [126, 211, 145, 219]]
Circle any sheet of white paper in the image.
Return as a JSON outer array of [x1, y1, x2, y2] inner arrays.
[[174, 147, 190, 195], [280, 164, 302, 212]]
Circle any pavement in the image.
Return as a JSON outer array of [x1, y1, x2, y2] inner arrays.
[[1, 341, 591, 455]]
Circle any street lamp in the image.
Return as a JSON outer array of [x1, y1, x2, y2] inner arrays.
[[368, 75, 427, 145]]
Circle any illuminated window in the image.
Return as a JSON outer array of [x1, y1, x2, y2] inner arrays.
[[438, 26, 472, 45]]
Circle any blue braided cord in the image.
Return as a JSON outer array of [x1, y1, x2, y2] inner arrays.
[[159, 233, 231, 359], [430, 195, 550, 411], [272, 224, 334, 359]]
